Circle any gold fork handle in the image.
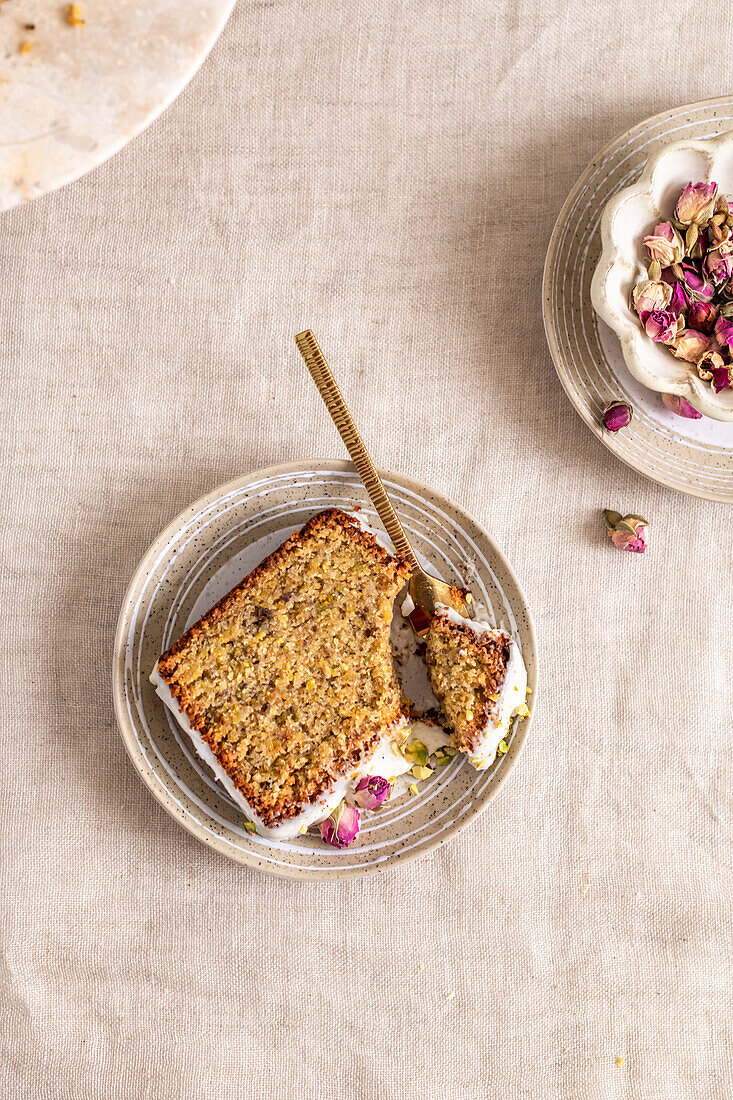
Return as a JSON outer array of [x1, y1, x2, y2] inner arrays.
[[294, 330, 420, 573]]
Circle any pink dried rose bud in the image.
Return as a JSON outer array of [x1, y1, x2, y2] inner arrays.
[[679, 264, 715, 301], [704, 247, 733, 283], [661, 393, 703, 419], [320, 801, 360, 848], [602, 401, 632, 432], [667, 281, 689, 314], [670, 329, 711, 362], [603, 510, 649, 554], [674, 181, 718, 225], [640, 309, 678, 343], [643, 222, 684, 266], [714, 315, 733, 348], [352, 775, 391, 810], [687, 301, 717, 334]]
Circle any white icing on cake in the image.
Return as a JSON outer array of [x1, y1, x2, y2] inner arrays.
[[150, 663, 410, 840]]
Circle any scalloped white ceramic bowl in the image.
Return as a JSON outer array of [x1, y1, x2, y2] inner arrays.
[[591, 132, 733, 421]]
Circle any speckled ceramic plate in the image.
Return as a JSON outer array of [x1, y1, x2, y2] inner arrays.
[[113, 460, 537, 880], [543, 96, 733, 503], [0, 0, 235, 212]]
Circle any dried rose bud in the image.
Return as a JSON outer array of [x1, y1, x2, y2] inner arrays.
[[695, 350, 731, 391], [640, 309, 678, 343], [687, 301, 717, 334], [675, 181, 718, 225], [352, 775, 391, 810], [679, 263, 715, 301], [603, 510, 649, 554], [671, 329, 711, 362], [643, 221, 684, 266], [661, 393, 703, 419], [631, 279, 671, 314], [715, 315, 733, 348], [667, 281, 689, 314], [320, 801, 360, 848], [602, 401, 632, 432], [704, 246, 733, 284]]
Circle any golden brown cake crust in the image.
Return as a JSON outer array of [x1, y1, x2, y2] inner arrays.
[[157, 508, 412, 826], [159, 509, 409, 669]]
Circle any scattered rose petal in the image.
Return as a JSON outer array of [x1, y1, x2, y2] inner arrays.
[[320, 801, 360, 848], [353, 775, 391, 810], [602, 401, 632, 432], [667, 281, 689, 314], [711, 367, 731, 392], [661, 393, 703, 419], [603, 509, 649, 554]]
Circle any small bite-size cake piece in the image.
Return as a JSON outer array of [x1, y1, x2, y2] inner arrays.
[[151, 509, 412, 839], [424, 604, 527, 770]]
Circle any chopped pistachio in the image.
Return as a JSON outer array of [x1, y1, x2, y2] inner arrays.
[[516, 703, 530, 718], [244, 822, 257, 834], [408, 783, 419, 795], [410, 764, 433, 781], [497, 739, 509, 755], [402, 739, 428, 767]]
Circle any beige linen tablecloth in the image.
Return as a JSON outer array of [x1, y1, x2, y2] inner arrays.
[[1, 2, 731, 1097]]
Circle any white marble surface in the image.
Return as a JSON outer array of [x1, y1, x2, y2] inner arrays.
[[0, 0, 235, 210]]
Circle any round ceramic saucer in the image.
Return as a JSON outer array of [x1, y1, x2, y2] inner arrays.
[[113, 460, 537, 881], [543, 96, 733, 503], [0, 0, 235, 211]]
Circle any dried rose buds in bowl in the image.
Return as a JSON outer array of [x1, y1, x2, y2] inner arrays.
[[631, 181, 733, 394], [603, 510, 649, 554]]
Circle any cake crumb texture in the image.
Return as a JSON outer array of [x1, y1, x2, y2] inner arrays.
[[424, 614, 510, 754], [157, 509, 411, 827]]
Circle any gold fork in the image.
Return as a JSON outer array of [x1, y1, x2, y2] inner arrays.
[[294, 329, 470, 636]]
